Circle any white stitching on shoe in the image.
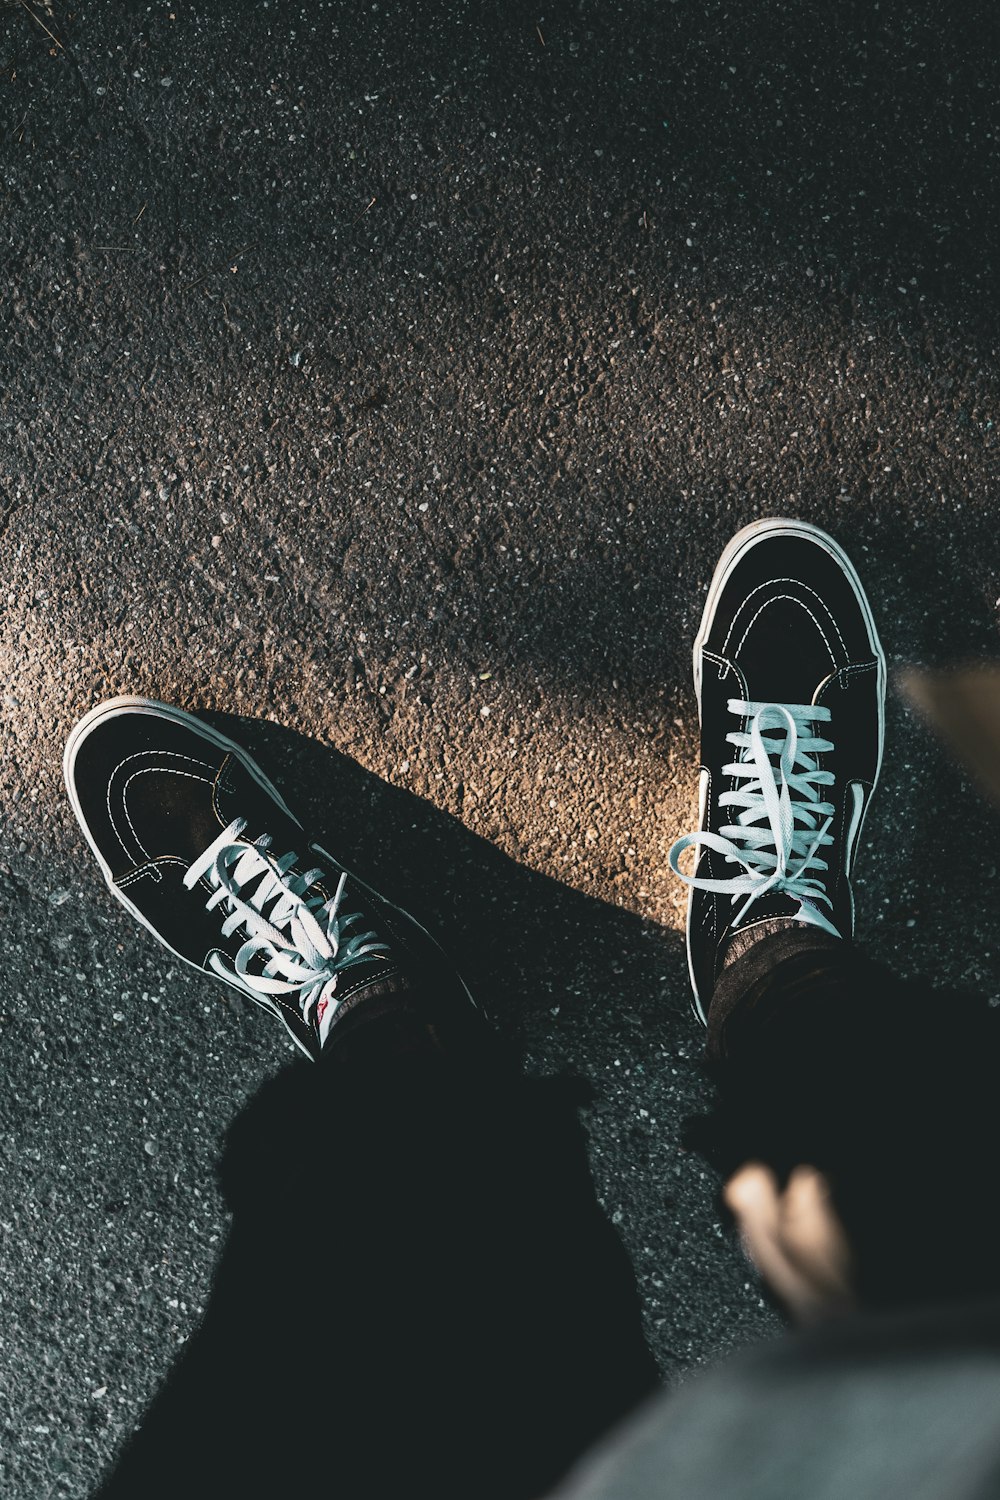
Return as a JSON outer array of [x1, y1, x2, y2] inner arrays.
[[118, 768, 215, 861], [118, 854, 188, 887], [723, 579, 849, 655], [107, 751, 216, 863], [703, 648, 749, 694], [211, 756, 232, 825], [815, 659, 877, 704], [333, 965, 400, 1004], [729, 591, 841, 667]]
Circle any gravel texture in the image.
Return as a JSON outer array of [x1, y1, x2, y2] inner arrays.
[[1, 0, 999, 1493]]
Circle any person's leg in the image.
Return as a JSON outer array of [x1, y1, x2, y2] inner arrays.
[[665, 518, 889, 1312], [699, 926, 1000, 1313], [705, 922, 843, 1062], [65, 701, 658, 1499]]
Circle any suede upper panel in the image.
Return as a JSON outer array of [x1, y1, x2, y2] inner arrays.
[[702, 535, 877, 665]]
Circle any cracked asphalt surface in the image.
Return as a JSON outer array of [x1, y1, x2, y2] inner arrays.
[[1, 0, 999, 1493]]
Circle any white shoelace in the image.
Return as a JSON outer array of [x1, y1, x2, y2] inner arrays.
[[669, 699, 841, 936], [183, 818, 391, 1045]]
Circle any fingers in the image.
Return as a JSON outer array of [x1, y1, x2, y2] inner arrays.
[[724, 1162, 855, 1321]]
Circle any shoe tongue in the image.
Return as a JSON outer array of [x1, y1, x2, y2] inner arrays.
[[732, 893, 840, 939], [732, 891, 803, 928], [232, 840, 332, 930]]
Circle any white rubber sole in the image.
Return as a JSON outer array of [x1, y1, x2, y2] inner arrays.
[[64, 696, 478, 1057], [685, 518, 887, 1023]]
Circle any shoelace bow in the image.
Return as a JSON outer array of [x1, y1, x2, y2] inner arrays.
[[669, 699, 839, 932], [183, 818, 390, 1040]]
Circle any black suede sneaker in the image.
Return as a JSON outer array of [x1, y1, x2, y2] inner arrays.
[[668, 519, 885, 1024], [64, 698, 478, 1060]]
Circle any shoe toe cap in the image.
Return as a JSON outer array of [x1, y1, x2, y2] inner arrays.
[[68, 705, 228, 876]]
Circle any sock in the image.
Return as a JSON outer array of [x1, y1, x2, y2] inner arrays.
[[720, 916, 813, 971]]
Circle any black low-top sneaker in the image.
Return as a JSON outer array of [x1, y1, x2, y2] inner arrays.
[[668, 519, 885, 1024], [64, 697, 478, 1060]]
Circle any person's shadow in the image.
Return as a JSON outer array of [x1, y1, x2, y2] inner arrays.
[[196, 713, 692, 1045], [92, 716, 686, 1500]]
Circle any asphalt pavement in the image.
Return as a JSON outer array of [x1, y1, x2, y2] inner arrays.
[[1, 0, 999, 1493]]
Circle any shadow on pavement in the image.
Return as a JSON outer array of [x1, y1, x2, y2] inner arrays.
[[198, 712, 690, 1045], [93, 1040, 662, 1500]]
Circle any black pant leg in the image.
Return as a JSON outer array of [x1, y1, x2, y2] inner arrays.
[[94, 1028, 658, 1499], [699, 930, 1000, 1309]]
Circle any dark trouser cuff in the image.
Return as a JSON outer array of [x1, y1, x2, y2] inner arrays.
[[706, 925, 844, 1060], [321, 981, 501, 1074]]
